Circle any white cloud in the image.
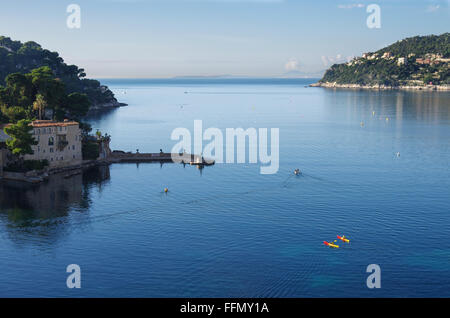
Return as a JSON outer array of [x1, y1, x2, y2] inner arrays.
[[426, 4, 440, 12], [321, 54, 352, 67], [285, 58, 300, 71], [338, 3, 365, 9]]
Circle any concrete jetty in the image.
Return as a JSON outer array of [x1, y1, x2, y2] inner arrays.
[[0, 151, 214, 184], [108, 151, 215, 165]]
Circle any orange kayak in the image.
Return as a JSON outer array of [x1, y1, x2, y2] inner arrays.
[[324, 241, 339, 248], [337, 235, 350, 243]]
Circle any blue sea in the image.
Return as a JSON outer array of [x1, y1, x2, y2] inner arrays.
[[1, 78, 449, 297]]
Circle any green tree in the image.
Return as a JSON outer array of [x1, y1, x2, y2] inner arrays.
[[2, 73, 33, 107], [79, 122, 92, 138], [82, 140, 99, 160], [4, 119, 37, 155], [64, 92, 90, 120], [0, 105, 28, 123], [29, 66, 66, 118]]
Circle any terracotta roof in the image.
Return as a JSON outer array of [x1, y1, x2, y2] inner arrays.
[[30, 120, 79, 128]]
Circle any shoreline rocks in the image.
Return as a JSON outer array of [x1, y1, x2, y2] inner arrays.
[[89, 100, 128, 112], [310, 82, 450, 91], [0, 160, 109, 184]]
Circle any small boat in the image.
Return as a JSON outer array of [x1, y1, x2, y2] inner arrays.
[[294, 169, 301, 175], [190, 160, 214, 166], [324, 241, 339, 248], [189, 156, 215, 166], [337, 235, 350, 243]]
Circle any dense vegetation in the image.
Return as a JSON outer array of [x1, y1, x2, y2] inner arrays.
[[0, 66, 91, 123], [377, 33, 450, 58], [0, 36, 118, 109], [320, 33, 450, 86], [82, 138, 100, 160]]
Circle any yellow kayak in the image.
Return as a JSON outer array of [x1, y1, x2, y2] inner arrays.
[[324, 241, 339, 248]]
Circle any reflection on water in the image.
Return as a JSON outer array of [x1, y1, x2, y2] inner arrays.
[[323, 89, 450, 124], [1, 80, 449, 297], [0, 166, 110, 233]]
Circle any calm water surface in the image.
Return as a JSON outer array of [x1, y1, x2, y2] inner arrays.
[[1, 79, 449, 297]]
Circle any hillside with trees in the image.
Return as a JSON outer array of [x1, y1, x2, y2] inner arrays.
[[0, 36, 122, 110], [317, 33, 450, 88]]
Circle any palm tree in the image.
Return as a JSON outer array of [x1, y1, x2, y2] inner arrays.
[[32, 94, 47, 120]]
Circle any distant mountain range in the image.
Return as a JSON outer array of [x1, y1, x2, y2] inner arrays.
[[173, 71, 324, 80]]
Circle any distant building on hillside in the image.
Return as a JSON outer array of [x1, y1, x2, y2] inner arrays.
[[397, 57, 407, 66], [382, 52, 393, 59], [416, 58, 431, 65], [24, 120, 82, 168]]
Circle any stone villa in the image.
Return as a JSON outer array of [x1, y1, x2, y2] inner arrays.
[[25, 120, 82, 168]]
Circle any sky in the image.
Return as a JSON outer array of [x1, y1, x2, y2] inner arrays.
[[0, 0, 449, 78]]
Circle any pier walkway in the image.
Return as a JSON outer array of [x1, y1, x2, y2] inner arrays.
[[108, 151, 215, 165]]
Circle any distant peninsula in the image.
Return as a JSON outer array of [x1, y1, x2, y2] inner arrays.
[[312, 33, 450, 91], [0, 36, 126, 110]]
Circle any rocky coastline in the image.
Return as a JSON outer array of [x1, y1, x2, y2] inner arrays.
[[0, 160, 110, 183], [89, 100, 128, 112], [310, 82, 450, 91]]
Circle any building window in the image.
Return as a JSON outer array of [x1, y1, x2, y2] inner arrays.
[[72, 145, 75, 150], [51, 158, 53, 161], [48, 137, 54, 146], [50, 148, 54, 153], [61, 156, 64, 161], [38, 146, 40, 152], [73, 155, 75, 159]]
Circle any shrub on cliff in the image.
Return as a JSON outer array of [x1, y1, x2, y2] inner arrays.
[[82, 140, 99, 160]]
